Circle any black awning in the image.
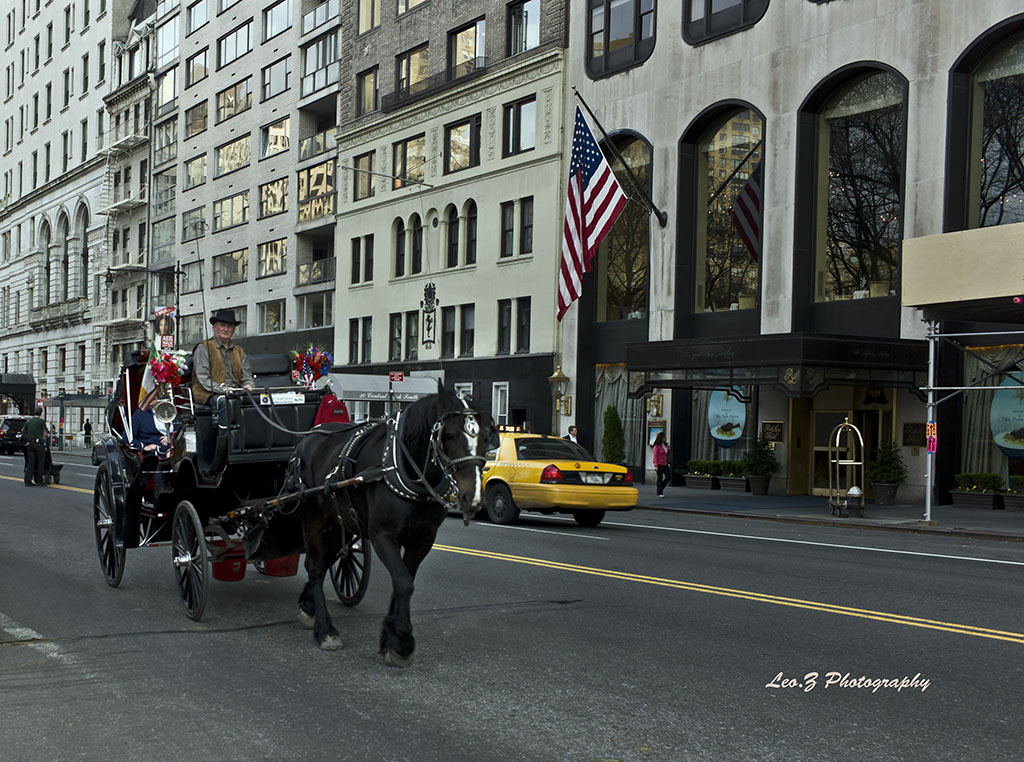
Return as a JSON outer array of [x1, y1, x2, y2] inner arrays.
[[626, 333, 928, 398], [0, 374, 36, 413]]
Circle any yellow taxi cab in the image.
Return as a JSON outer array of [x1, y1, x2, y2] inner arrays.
[[481, 427, 638, 527]]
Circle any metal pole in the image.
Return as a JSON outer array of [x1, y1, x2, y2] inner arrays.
[[925, 321, 937, 522]]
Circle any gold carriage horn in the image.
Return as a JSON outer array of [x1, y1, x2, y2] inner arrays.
[[152, 384, 178, 424]]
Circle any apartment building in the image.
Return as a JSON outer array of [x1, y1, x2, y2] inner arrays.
[[335, 0, 569, 425], [567, 0, 1024, 501]]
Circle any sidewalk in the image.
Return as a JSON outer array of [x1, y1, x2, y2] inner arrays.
[[636, 483, 1024, 542]]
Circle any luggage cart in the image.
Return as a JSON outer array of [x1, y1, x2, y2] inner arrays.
[[827, 418, 865, 518]]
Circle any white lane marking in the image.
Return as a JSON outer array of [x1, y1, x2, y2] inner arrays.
[[479, 522, 609, 540], [0, 612, 96, 677], [596, 518, 1024, 566], [74, 470, 96, 477]]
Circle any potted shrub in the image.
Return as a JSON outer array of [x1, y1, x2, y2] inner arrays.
[[685, 459, 720, 490], [718, 459, 749, 492], [601, 405, 625, 464], [742, 437, 778, 496], [952, 473, 1005, 510], [1001, 475, 1024, 511], [866, 440, 907, 506]]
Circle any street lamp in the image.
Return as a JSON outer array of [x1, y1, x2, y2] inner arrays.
[[547, 365, 572, 417]]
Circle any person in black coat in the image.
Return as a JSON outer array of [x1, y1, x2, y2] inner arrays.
[[131, 407, 172, 458]]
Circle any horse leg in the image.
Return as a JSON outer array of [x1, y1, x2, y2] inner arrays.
[[298, 498, 343, 650], [374, 532, 438, 667]]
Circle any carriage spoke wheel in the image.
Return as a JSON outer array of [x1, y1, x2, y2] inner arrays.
[[330, 521, 371, 607], [172, 501, 209, 621], [93, 465, 125, 588]]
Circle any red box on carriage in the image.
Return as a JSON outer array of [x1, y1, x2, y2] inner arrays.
[[209, 540, 247, 582], [262, 554, 301, 577]]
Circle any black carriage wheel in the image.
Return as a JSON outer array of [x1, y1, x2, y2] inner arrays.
[[52, 470, 60, 485], [486, 483, 519, 525], [172, 501, 209, 621], [93, 465, 126, 588], [330, 521, 371, 607], [571, 509, 606, 528]]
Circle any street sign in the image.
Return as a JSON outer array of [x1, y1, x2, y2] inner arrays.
[[389, 371, 404, 382]]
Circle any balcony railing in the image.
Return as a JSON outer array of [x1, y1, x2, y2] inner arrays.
[[296, 257, 336, 286], [302, 0, 339, 36], [381, 57, 487, 113], [299, 128, 337, 161], [301, 61, 340, 98]]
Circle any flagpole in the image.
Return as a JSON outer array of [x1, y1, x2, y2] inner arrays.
[[707, 139, 763, 206], [573, 88, 668, 228]]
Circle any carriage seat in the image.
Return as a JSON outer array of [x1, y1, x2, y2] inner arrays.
[[250, 353, 296, 389]]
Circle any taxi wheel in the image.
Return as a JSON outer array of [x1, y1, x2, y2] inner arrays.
[[486, 484, 519, 525], [571, 510, 605, 527]]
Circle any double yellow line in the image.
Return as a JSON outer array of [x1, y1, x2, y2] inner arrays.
[[0, 473, 90, 494], [436, 544, 1024, 645]]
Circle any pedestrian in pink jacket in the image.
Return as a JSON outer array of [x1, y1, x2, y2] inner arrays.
[[653, 432, 670, 497]]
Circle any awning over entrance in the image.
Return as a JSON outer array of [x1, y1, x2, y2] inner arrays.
[[626, 333, 928, 398], [0, 374, 36, 413], [325, 373, 439, 403]]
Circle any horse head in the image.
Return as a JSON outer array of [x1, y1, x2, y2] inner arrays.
[[433, 383, 497, 524]]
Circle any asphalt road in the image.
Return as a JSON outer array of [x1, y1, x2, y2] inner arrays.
[[1, 454, 1023, 761]]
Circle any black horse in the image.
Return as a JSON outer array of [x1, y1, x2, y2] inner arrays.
[[287, 384, 496, 665]]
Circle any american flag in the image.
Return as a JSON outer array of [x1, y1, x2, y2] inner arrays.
[[558, 106, 627, 321], [730, 161, 763, 261]]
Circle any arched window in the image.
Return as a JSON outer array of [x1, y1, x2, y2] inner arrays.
[[394, 218, 406, 277], [971, 35, 1024, 228], [587, 0, 656, 79], [694, 108, 763, 312], [593, 134, 651, 321], [78, 209, 89, 298], [445, 205, 459, 268], [465, 200, 477, 265], [814, 70, 905, 302], [410, 213, 423, 274], [56, 215, 70, 302]]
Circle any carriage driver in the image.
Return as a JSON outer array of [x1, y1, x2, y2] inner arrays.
[[192, 308, 255, 475]]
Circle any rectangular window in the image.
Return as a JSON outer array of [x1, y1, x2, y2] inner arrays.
[[216, 77, 252, 122], [358, 0, 380, 34], [404, 311, 418, 360], [260, 116, 290, 158], [389, 313, 402, 361], [98, 40, 105, 81], [395, 223, 406, 276], [219, 0, 242, 12], [153, 168, 176, 216], [187, 0, 210, 35], [398, 0, 426, 14], [155, 67, 177, 116], [448, 18, 485, 80], [257, 299, 285, 334], [181, 262, 203, 294], [81, 53, 89, 91], [508, 0, 539, 55], [80, 119, 87, 161], [258, 238, 286, 278], [156, 20, 178, 68], [185, 101, 207, 139], [218, 21, 252, 68], [215, 134, 250, 176], [213, 190, 249, 230], [350, 237, 361, 284], [152, 217, 175, 263], [396, 44, 428, 96], [212, 248, 247, 287], [393, 134, 425, 189], [356, 66, 377, 116], [459, 304, 475, 357], [261, 56, 290, 100], [348, 318, 359, 364], [263, 0, 291, 41], [354, 151, 374, 201], [515, 296, 531, 353], [497, 299, 512, 354], [301, 31, 339, 96], [441, 306, 455, 358], [297, 291, 333, 329], [361, 317, 372, 363], [500, 201, 514, 257], [503, 96, 536, 157], [259, 177, 288, 217], [297, 159, 334, 222], [153, 118, 177, 165], [186, 49, 208, 87], [444, 114, 481, 174], [519, 196, 534, 254], [181, 206, 205, 242], [184, 153, 206, 189]]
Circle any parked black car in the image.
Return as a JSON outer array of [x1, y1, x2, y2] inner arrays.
[[0, 415, 28, 455]]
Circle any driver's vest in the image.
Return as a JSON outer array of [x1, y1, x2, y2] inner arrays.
[[192, 338, 244, 404]]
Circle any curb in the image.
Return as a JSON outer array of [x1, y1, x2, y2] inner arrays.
[[638, 503, 1024, 543]]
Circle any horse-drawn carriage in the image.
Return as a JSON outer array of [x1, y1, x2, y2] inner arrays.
[[93, 349, 495, 664]]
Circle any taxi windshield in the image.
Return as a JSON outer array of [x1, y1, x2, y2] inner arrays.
[[516, 438, 593, 461]]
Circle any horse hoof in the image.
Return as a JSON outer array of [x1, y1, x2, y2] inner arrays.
[[320, 634, 344, 651], [384, 650, 414, 668], [297, 609, 315, 630]]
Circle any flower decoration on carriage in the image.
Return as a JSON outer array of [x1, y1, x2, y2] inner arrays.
[[149, 349, 189, 387], [291, 346, 334, 390]]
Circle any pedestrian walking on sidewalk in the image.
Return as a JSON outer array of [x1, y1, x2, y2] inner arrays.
[[83, 418, 92, 447], [653, 432, 670, 497]]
